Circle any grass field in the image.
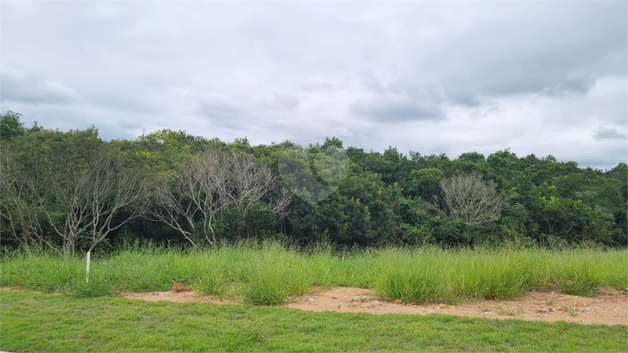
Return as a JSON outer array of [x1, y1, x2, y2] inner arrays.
[[2, 290, 627, 352], [2, 243, 626, 305]]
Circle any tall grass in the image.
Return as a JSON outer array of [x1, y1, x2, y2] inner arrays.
[[1, 242, 626, 304], [374, 246, 628, 303]]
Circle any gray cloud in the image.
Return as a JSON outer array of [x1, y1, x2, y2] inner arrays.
[[197, 97, 244, 118], [88, 92, 159, 114], [539, 77, 596, 98], [1, 1, 626, 169], [261, 94, 300, 111], [594, 127, 628, 140], [94, 122, 138, 141], [350, 97, 444, 122], [0, 70, 79, 105], [196, 95, 248, 129], [351, 76, 445, 121], [577, 153, 628, 171], [413, 2, 626, 105]]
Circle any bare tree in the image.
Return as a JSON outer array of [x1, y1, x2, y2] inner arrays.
[[440, 173, 506, 226], [268, 186, 293, 235], [1, 141, 91, 254], [0, 153, 59, 253], [1, 144, 145, 255], [40, 156, 145, 255], [148, 175, 201, 247], [270, 186, 293, 223], [227, 153, 279, 238], [85, 158, 146, 253], [148, 149, 228, 246], [229, 153, 275, 214], [40, 161, 95, 255], [148, 148, 289, 246]]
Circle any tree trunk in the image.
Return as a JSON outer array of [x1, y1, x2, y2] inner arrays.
[[63, 237, 75, 256]]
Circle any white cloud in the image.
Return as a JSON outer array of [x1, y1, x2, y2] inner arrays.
[[1, 1, 626, 169]]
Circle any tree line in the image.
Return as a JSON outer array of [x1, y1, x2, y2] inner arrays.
[[1, 111, 626, 255]]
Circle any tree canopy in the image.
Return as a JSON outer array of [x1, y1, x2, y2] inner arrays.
[[1, 111, 626, 253]]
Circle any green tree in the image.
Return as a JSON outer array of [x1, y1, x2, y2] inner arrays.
[[0, 111, 26, 141]]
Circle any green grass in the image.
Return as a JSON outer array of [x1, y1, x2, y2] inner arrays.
[[1, 291, 626, 352], [373, 247, 627, 303], [1, 243, 626, 304]]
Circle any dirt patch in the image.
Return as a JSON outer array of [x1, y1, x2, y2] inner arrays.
[[3, 286, 626, 325], [123, 290, 239, 305], [285, 286, 628, 326], [121, 286, 628, 326]]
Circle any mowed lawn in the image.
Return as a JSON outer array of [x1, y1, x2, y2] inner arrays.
[[1, 291, 626, 352]]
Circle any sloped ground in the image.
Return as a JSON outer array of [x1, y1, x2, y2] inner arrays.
[[123, 286, 628, 325]]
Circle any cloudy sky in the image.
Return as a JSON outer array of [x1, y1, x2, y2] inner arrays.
[[1, 1, 626, 169]]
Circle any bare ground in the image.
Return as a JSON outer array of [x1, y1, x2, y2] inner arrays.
[[121, 286, 628, 326]]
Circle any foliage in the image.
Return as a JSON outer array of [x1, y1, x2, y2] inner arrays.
[[0, 111, 26, 141], [1, 112, 627, 249]]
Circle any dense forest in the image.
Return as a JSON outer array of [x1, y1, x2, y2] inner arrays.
[[1, 110, 626, 254]]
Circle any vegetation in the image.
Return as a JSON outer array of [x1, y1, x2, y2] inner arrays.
[[1, 111, 626, 254], [2, 243, 626, 304], [2, 291, 627, 352], [1, 112, 626, 352]]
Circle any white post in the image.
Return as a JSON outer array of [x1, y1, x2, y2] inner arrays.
[[86, 251, 91, 283]]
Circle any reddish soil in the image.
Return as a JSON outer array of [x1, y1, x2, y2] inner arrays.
[[123, 290, 239, 305], [3, 286, 625, 325], [285, 286, 628, 326], [121, 286, 628, 326]]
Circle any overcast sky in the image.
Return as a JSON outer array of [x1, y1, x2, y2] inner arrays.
[[1, 1, 626, 170]]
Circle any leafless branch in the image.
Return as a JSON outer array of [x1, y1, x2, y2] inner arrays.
[[148, 148, 286, 246], [440, 173, 506, 226]]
